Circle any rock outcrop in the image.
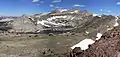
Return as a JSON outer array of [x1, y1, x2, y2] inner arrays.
[[68, 26, 120, 57]]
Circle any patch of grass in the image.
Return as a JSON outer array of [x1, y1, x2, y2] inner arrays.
[[31, 34, 68, 39]]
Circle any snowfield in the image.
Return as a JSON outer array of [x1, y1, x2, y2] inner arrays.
[[37, 15, 68, 27], [71, 33, 103, 50], [47, 16, 67, 21], [71, 39, 95, 50]]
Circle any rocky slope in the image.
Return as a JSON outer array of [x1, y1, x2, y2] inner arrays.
[[68, 25, 120, 57]]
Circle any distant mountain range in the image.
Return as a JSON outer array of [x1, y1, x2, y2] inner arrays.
[[0, 9, 119, 35]]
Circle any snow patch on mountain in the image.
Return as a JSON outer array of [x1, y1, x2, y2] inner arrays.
[[37, 20, 51, 27], [74, 10, 79, 13], [37, 20, 66, 27], [47, 16, 67, 21], [71, 39, 95, 50], [96, 33, 102, 40], [0, 18, 14, 22], [85, 31, 89, 34], [114, 16, 119, 27], [107, 28, 113, 31], [59, 9, 68, 12], [70, 10, 79, 14], [93, 14, 98, 16], [114, 23, 119, 27], [93, 14, 101, 17], [37, 15, 68, 27], [71, 33, 103, 50]]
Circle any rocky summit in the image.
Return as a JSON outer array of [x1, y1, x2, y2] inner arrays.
[[0, 9, 120, 57]]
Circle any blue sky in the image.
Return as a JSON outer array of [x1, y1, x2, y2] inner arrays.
[[0, 0, 120, 16]]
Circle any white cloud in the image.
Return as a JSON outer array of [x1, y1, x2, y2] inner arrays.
[[52, 0, 62, 3], [107, 10, 112, 12], [49, 4, 54, 7], [55, 6, 62, 9], [73, 4, 86, 7], [100, 9, 112, 13], [55, 6, 60, 8], [117, 2, 120, 5], [100, 9, 103, 11], [32, 0, 40, 2]]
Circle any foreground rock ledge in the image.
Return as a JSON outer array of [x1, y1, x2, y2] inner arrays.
[[68, 26, 120, 57]]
